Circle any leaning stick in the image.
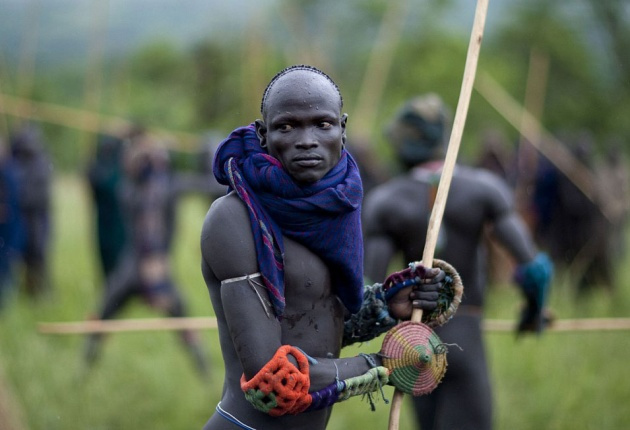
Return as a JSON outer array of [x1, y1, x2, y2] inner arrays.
[[0, 92, 200, 150], [37, 317, 630, 335], [353, 0, 410, 137], [38, 317, 218, 334], [484, 318, 630, 333], [474, 72, 617, 222], [387, 1, 489, 429]]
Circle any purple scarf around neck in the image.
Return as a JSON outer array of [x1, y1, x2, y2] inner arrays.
[[213, 123, 364, 318]]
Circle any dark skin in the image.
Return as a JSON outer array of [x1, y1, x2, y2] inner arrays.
[[200, 70, 442, 430], [363, 138, 541, 430]]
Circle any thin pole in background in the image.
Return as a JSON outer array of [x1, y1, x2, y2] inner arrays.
[[352, 0, 409, 142], [81, 0, 109, 159]]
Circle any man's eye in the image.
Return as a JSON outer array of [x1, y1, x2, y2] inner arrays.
[[319, 121, 332, 129], [278, 124, 293, 132]]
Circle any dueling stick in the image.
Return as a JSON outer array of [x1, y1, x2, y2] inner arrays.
[[473, 72, 616, 222], [37, 317, 630, 334], [0, 92, 200, 150], [387, 1, 489, 429], [38, 317, 218, 334]]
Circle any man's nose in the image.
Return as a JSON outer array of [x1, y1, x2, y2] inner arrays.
[[295, 128, 318, 148]]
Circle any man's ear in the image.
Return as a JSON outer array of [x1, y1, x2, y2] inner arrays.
[[340, 113, 348, 146], [255, 119, 267, 148]]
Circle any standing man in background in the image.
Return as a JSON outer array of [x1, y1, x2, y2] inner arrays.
[[362, 94, 553, 430]]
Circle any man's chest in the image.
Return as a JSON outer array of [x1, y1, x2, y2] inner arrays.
[[282, 238, 333, 308]]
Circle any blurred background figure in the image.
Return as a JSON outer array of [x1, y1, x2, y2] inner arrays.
[[179, 130, 227, 201], [0, 136, 24, 310], [596, 139, 630, 272], [9, 123, 53, 299], [475, 128, 519, 286], [345, 136, 391, 193], [532, 131, 615, 293], [475, 128, 515, 184], [84, 132, 212, 377], [86, 127, 140, 285], [363, 94, 553, 430]]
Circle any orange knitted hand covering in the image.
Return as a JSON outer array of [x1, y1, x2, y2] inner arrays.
[[240, 345, 312, 416]]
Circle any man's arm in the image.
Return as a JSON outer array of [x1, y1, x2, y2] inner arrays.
[[483, 172, 553, 333], [201, 193, 284, 378], [482, 170, 537, 263]]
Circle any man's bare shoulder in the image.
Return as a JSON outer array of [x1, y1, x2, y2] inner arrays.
[[454, 165, 513, 203], [203, 191, 247, 229], [201, 192, 258, 279], [364, 176, 418, 210]]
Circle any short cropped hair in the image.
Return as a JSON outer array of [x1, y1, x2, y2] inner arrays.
[[260, 65, 343, 115]]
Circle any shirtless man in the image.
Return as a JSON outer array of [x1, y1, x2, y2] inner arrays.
[[200, 66, 450, 430], [362, 94, 553, 430]]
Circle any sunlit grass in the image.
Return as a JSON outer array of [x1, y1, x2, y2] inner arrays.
[[0, 174, 629, 429]]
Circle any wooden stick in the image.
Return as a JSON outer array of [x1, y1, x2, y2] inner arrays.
[[388, 1, 489, 429], [514, 48, 549, 221], [352, 0, 410, 138], [474, 72, 617, 222], [16, 0, 40, 100], [0, 92, 200, 150], [80, 0, 109, 160], [36, 317, 630, 335], [38, 317, 218, 334], [484, 318, 630, 333]]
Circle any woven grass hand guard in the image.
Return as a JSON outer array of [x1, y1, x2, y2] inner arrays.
[[380, 321, 448, 396]]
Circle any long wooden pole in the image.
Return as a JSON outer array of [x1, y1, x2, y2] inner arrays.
[[80, 0, 109, 161], [474, 72, 616, 222], [37, 317, 630, 335], [0, 92, 200, 150], [483, 318, 630, 333], [387, 1, 489, 429], [16, 0, 40, 101], [352, 0, 410, 138], [38, 317, 218, 334], [514, 48, 549, 226]]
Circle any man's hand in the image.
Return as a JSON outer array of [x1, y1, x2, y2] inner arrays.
[[514, 253, 554, 336], [385, 266, 444, 320], [517, 306, 555, 335]]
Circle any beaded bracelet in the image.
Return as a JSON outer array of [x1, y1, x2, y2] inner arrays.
[[306, 353, 390, 412]]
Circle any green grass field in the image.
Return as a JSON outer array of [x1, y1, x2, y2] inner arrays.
[[1, 175, 629, 430]]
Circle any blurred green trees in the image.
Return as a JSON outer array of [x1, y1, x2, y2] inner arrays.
[[1, 0, 628, 170]]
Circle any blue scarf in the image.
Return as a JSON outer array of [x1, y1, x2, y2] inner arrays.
[[213, 124, 364, 318]]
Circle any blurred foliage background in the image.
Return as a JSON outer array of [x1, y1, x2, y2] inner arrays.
[[1, 1, 629, 429], [0, 0, 629, 167]]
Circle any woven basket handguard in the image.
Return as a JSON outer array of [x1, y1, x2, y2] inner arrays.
[[421, 259, 463, 327], [380, 321, 448, 396]]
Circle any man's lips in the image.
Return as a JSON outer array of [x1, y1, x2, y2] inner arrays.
[[293, 154, 322, 167]]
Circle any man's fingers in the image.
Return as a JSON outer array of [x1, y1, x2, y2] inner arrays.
[[415, 283, 441, 293], [424, 268, 445, 283], [412, 299, 438, 311], [410, 291, 439, 301]]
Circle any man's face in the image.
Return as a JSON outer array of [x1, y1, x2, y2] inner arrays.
[[256, 71, 346, 184]]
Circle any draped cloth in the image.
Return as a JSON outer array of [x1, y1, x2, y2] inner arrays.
[[213, 123, 364, 318]]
